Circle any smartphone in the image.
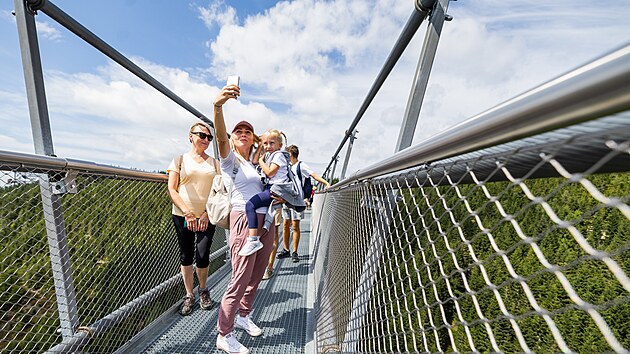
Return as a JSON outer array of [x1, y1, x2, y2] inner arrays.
[[227, 75, 240, 87]]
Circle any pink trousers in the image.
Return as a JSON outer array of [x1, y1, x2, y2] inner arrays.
[[217, 211, 275, 335]]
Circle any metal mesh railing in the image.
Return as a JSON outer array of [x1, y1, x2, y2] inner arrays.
[[0, 155, 228, 353], [311, 115, 630, 353]]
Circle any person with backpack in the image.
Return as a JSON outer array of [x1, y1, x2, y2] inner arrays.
[[297, 158, 315, 207], [277, 145, 330, 263]]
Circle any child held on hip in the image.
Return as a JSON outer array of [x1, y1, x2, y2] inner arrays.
[[239, 129, 290, 257]]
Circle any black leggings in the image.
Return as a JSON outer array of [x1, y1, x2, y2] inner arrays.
[[172, 215, 216, 268]]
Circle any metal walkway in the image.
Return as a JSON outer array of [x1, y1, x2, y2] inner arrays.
[[119, 211, 314, 354]]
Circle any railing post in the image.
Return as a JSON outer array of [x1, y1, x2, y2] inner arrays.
[[340, 2, 450, 349], [330, 156, 340, 184], [14, 0, 79, 337], [395, 0, 450, 152], [340, 129, 358, 180], [14, 0, 53, 155]]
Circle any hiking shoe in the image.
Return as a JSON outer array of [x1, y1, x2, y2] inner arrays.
[[238, 240, 263, 256], [235, 314, 263, 337], [216, 332, 250, 354], [199, 288, 214, 310], [262, 268, 273, 280], [277, 249, 290, 258], [292, 252, 299, 263], [179, 295, 195, 316]]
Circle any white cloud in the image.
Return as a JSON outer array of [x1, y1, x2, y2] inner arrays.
[[0, 9, 14, 22], [0, 10, 61, 41], [198, 1, 237, 29], [37, 60, 231, 170], [0, 90, 33, 153], [0, 133, 32, 154], [200, 0, 630, 175], [36, 20, 62, 41], [200, 0, 414, 172], [1, 0, 629, 177]]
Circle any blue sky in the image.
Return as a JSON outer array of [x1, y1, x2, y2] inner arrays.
[[1, 0, 629, 175]]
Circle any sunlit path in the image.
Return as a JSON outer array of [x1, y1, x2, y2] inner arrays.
[[120, 212, 313, 354]]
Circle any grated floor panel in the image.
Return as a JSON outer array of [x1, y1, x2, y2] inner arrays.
[[127, 211, 312, 354]]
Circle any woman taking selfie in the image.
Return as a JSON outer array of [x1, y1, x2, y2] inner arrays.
[[213, 82, 277, 354]]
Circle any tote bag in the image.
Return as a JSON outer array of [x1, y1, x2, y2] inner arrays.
[[206, 159, 231, 229]]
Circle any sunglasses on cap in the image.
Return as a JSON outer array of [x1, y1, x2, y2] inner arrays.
[[191, 131, 213, 140]]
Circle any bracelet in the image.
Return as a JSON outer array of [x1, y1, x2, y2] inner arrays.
[[214, 104, 222, 109]]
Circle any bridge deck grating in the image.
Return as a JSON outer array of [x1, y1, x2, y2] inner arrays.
[[124, 211, 312, 354]]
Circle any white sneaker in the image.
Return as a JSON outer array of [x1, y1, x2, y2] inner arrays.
[[238, 240, 263, 256], [262, 268, 273, 280], [235, 314, 263, 337], [216, 332, 250, 354]]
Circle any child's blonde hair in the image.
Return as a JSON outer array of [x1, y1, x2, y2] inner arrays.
[[261, 129, 287, 150]]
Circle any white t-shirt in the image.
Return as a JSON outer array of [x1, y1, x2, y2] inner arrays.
[[221, 150, 266, 213], [267, 151, 290, 185], [292, 160, 314, 182]]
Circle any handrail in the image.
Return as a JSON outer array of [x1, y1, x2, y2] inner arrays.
[[323, 2, 435, 176], [25, 0, 213, 127], [0, 149, 167, 181], [41, 244, 229, 354], [43, 272, 183, 354], [332, 42, 630, 190]]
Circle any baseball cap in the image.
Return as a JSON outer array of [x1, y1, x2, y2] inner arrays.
[[232, 120, 254, 133]]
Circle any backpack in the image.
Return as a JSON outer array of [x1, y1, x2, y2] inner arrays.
[[267, 151, 306, 211], [296, 161, 313, 199]]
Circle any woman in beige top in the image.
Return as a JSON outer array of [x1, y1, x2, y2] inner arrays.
[[167, 122, 219, 316]]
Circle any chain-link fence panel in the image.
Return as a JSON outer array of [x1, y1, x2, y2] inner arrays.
[[312, 115, 630, 353], [0, 158, 228, 353]]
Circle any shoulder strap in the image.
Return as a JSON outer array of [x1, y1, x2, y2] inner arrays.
[[213, 157, 233, 180], [174, 154, 183, 189], [211, 156, 237, 197], [267, 150, 280, 162], [176, 154, 183, 171], [232, 153, 244, 178], [222, 153, 241, 200], [282, 152, 294, 178], [296, 161, 304, 184]]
